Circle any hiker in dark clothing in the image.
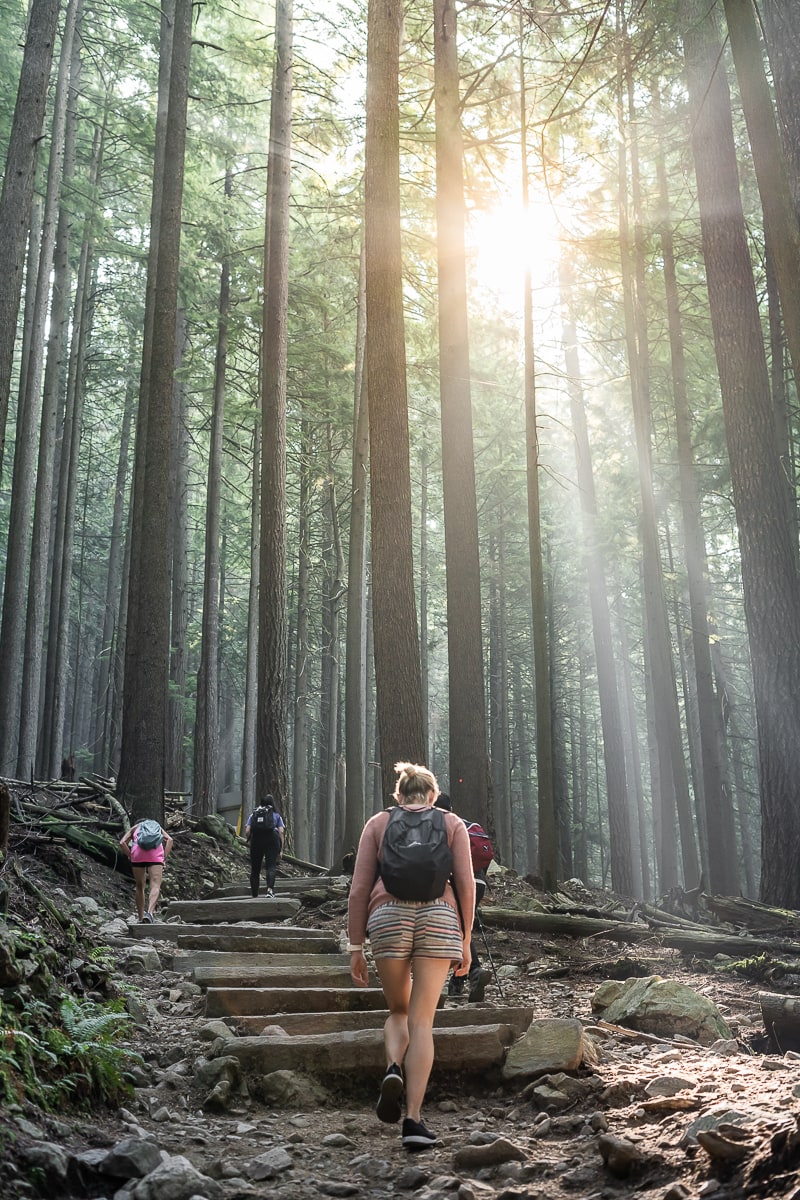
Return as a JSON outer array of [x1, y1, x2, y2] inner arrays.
[[244, 794, 285, 897], [435, 793, 491, 1002]]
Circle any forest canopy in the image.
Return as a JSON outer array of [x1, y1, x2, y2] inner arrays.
[[1, 0, 799, 907]]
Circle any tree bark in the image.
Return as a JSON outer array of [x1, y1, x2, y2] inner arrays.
[[257, 0, 293, 808], [0, 0, 79, 775], [721, 0, 800, 390], [118, 0, 192, 820], [560, 252, 634, 896], [433, 0, 491, 828], [0, 0, 61, 479], [343, 245, 368, 860], [682, 0, 800, 908], [193, 192, 231, 815], [365, 0, 425, 793]]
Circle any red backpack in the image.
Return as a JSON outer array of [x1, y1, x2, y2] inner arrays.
[[465, 821, 494, 872]]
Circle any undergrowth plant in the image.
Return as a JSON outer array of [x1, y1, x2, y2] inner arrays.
[[0, 993, 141, 1111]]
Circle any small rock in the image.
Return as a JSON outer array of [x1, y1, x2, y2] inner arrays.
[[322, 1133, 356, 1148], [597, 1133, 645, 1178], [452, 1138, 526, 1171]]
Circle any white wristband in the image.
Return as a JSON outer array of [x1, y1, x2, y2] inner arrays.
[[347, 944, 363, 953]]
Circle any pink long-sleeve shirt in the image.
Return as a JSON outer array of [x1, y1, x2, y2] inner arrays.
[[347, 805, 477, 958]]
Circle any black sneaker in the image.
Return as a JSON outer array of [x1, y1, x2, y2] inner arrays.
[[468, 967, 490, 1003], [447, 975, 465, 996], [141, 912, 154, 924], [376, 1063, 404, 1123], [402, 1117, 437, 1149]]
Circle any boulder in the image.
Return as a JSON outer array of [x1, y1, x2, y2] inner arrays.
[[502, 1017, 593, 1080], [591, 976, 732, 1045]]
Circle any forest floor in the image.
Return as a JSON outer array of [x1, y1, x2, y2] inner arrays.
[[2, 807, 800, 1200]]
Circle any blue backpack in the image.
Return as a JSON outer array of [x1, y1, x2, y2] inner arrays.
[[136, 820, 163, 850]]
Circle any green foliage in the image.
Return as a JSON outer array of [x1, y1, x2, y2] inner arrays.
[[0, 991, 141, 1112]]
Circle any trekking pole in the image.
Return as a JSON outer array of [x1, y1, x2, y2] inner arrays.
[[474, 908, 504, 998]]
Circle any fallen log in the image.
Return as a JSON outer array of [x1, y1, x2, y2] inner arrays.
[[480, 906, 800, 958], [704, 895, 800, 936]]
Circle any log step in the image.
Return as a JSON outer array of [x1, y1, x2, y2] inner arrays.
[[164, 898, 301, 923], [205, 986, 388, 1018], [169, 950, 347, 975], [230, 1005, 534, 1037], [195, 961, 354, 989], [127, 922, 330, 943], [176, 933, 341, 954], [222, 1023, 517, 1076]]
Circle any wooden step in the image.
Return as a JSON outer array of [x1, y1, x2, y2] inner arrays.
[[169, 950, 347, 975], [209, 879, 346, 899], [164, 897, 300, 923], [229, 1005, 534, 1037], [193, 961, 354, 989], [127, 922, 329, 943], [221, 1023, 517, 1075], [205, 986, 388, 1018], [176, 932, 341, 954]]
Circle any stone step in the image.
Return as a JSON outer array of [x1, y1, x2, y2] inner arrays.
[[194, 961, 354, 989], [229, 1005, 534, 1037], [175, 933, 341, 954], [127, 922, 329, 943], [209, 879, 344, 899], [221, 1023, 517, 1075], [205, 987, 388, 1018], [164, 898, 300, 923], [169, 950, 347, 975]]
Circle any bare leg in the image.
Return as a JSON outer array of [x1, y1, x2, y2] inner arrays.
[[375, 956, 412, 1069], [131, 867, 146, 921], [145, 864, 164, 916], [375, 954, 450, 1122], [404, 956, 451, 1121]]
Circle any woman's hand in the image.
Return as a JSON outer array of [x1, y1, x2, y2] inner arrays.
[[350, 949, 369, 988], [452, 944, 472, 978]]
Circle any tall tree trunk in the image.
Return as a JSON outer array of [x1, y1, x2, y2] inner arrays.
[[433, 0, 491, 826], [365, 0, 425, 793], [0, 0, 61, 478], [560, 252, 634, 896], [343, 245, 368, 859], [193, 203, 230, 815], [122, 0, 174, 771], [488, 522, 511, 864], [419, 449, 429, 758], [512, 658, 536, 873], [257, 0, 293, 807], [0, 0, 79, 774], [118, 0, 192, 821], [17, 35, 88, 779], [166, 310, 189, 793], [683, 0, 800, 907], [761, 0, 800, 211], [518, 21, 556, 888], [721, 0, 800, 390], [323, 468, 344, 868], [44, 218, 95, 778], [615, 591, 652, 899], [654, 109, 738, 893], [617, 6, 699, 889], [241, 425, 260, 826], [92, 372, 133, 774], [292, 419, 311, 855]]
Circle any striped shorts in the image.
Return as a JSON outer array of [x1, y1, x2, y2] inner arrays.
[[367, 899, 463, 960]]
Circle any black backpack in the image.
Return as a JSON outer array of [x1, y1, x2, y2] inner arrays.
[[379, 806, 453, 902], [251, 805, 275, 836]]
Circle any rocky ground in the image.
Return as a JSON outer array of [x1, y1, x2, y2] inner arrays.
[[2, 812, 800, 1200]]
